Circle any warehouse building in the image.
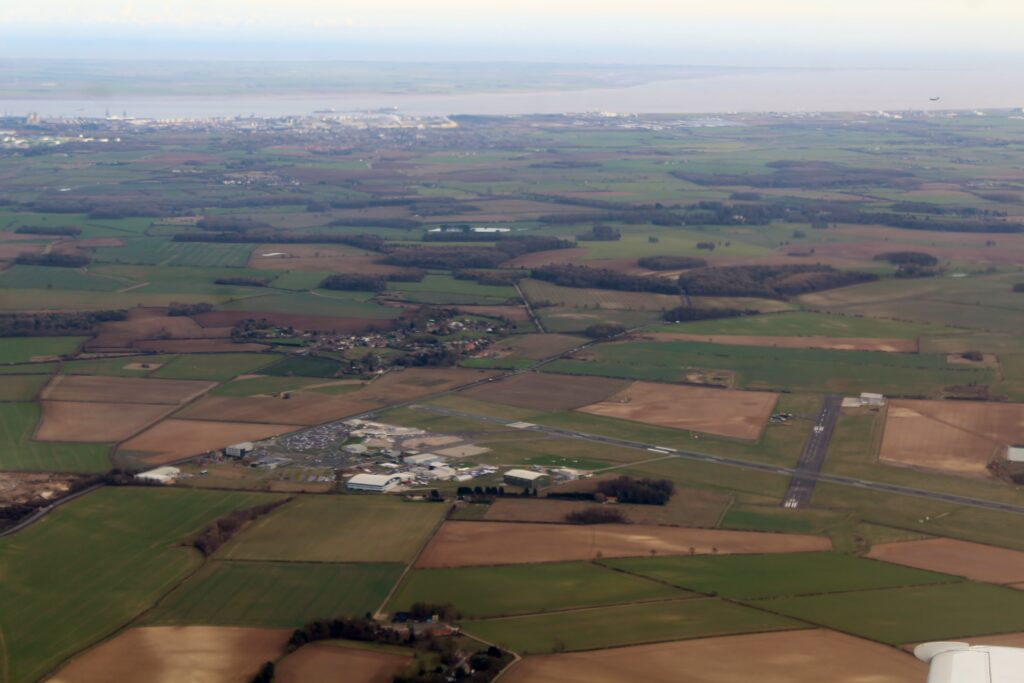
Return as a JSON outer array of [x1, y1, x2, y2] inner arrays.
[[504, 468, 549, 489], [346, 472, 410, 493], [224, 442, 254, 458], [135, 466, 181, 484], [1008, 445, 1024, 463]]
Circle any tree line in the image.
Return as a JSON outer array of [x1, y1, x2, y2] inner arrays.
[[678, 264, 876, 299]]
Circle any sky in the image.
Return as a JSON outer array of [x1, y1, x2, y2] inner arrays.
[[2, 0, 1023, 65]]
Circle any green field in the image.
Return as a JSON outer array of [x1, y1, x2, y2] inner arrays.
[[0, 337, 85, 364], [0, 487, 276, 683], [217, 290, 401, 319], [0, 403, 111, 472], [94, 237, 255, 267], [260, 355, 346, 378], [219, 495, 448, 563], [210, 375, 323, 397], [147, 560, 404, 628], [649, 311, 946, 338], [387, 562, 682, 618], [0, 374, 50, 402], [604, 553, 956, 599], [0, 265, 125, 292], [463, 598, 803, 655], [543, 340, 991, 396], [756, 582, 1024, 645], [151, 353, 277, 381], [0, 362, 57, 375], [387, 274, 519, 305], [63, 355, 177, 377]]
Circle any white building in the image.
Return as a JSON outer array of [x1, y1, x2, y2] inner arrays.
[[225, 442, 254, 458], [860, 392, 885, 407], [346, 472, 410, 493], [136, 466, 181, 484], [1008, 445, 1024, 463], [504, 468, 549, 489], [405, 453, 446, 467]]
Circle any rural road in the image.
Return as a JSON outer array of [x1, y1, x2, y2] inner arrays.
[[782, 394, 843, 509], [412, 403, 1024, 518]]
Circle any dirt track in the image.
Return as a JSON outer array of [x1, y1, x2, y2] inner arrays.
[[868, 538, 1024, 584], [415, 521, 831, 568], [49, 626, 289, 683], [502, 629, 924, 683], [879, 399, 1024, 477], [577, 381, 778, 440]]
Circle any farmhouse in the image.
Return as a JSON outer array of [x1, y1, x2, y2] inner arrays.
[[504, 468, 549, 489], [135, 466, 181, 484], [224, 442, 254, 458], [346, 472, 411, 493]]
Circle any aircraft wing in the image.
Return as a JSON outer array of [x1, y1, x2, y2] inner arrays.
[[916, 642, 1024, 683]]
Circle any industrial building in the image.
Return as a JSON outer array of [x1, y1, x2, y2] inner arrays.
[[225, 442, 254, 458], [1008, 445, 1024, 463], [504, 468, 549, 489], [346, 472, 411, 493], [135, 466, 181, 484]]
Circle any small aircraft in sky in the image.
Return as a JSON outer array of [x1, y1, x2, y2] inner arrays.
[[929, 96, 942, 102]]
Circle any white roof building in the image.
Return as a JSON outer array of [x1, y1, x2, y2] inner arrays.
[[135, 466, 181, 484], [504, 468, 549, 487], [1008, 445, 1024, 463], [346, 472, 411, 492]]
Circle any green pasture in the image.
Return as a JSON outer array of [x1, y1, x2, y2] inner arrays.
[[0, 403, 110, 472], [543, 340, 991, 396], [219, 495, 448, 563], [388, 561, 681, 618], [63, 355, 176, 377], [649, 311, 946, 338], [464, 598, 802, 655], [210, 375, 324, 397], [0, 374, 50, 402], [147, 560, 403, 628], [0, 487, 276, 683], [94, 237, 254, 268], [605, 553, 956, 599], [757, 582, 1024, 645], [260, 355, 346, 378], [151, 353, 276, 381], [0, 337, 85, 363]]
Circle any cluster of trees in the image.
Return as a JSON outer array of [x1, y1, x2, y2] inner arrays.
[[565, 507, 628, 524], [192, 499, 291, 557], [14, 252, 90, 268], [173, 232, 386, 252], [320, 273, 388, 292], [583, 323, 626, 339], [531, 264, 680, 294], [452, 269, 520, 286], [695, 242, 717, 251], [408, 602, 463, 622], [0, 310, 126, 337], [456, 485, 539, 499], [393, 347, 462, 368], [286, 616, 406, 651], [15, 225, 81, 236], [637, 255, 707, 271], [168, 302, 213, 317], [576, 225, 621, 241], [214, 277, 269, 287], [678, 264, 876, 299], [874, 251, 939, 266], [230, 318, 295, 340], [596, 476, 675, 505], [662, 306, 758, 323], [196, 216, 269, 232]]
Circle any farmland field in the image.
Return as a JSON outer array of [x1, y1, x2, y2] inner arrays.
[[867, 539, 1024, 584], [40, 374, 215, 404], [0, 487, 278, 683], [757, 582, 1024, 645], [415, 521, 831, 568], [151, 353, 277, 381], [218, 495, 448, 563], [275, 642, 410, 683], [501, 629, 926, 683], [147, 561, 404, 628], [0, 403, 111, 472], [118, 418, 303, 465], [0, 337, 85, 363], [648, 311, 943, 339], [0, 374, 49, 402], [388, 561, 682, 618], [464, 598, 802, 654], [604, 552, 956, 599]]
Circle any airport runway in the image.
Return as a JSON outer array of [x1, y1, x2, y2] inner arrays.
[[782, 394, 843, 509], [413, 403, 1024, 518]]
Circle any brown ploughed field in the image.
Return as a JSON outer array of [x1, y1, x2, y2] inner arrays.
[[879, 399, 1024, 477], [638, 332, 917, 353], [275, 643, 410, 683], [49, 626, 289, 683], [415, 521, 830, 568], [133, 339, 269, 353], [577, 381, 777, 440], [36, 401, 176, 442], [868, 538, 1024, 584], [118, 419, 303, 464], [483, 488, 731, 527], [502, 629, 924, 683], [463, 372, 629, 412], [40, 374, 215, 405]]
